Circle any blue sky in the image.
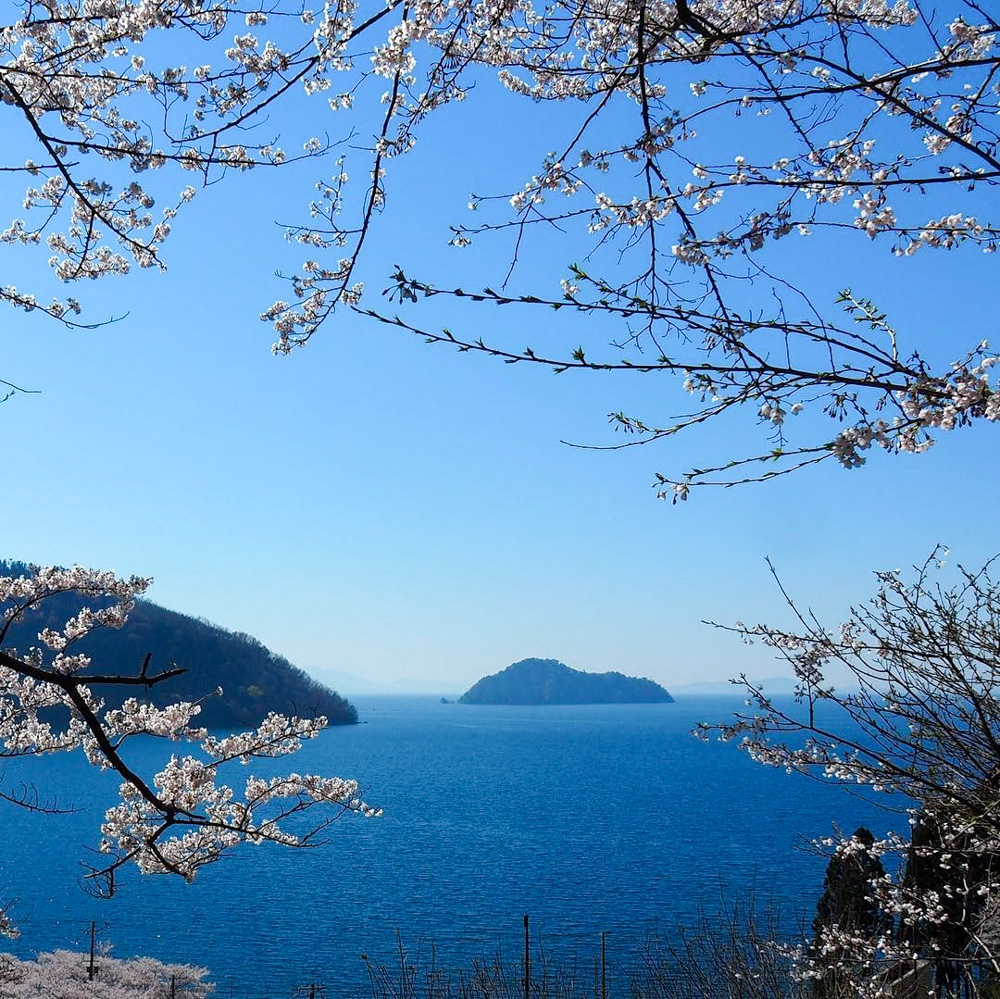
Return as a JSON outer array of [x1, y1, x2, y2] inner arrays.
[[2, 59, 998, 695]]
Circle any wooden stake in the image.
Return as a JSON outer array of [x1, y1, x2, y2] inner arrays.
[[601, 930, 607, 999], [87, 921, 98, 981], [523, 914, 531, 999]]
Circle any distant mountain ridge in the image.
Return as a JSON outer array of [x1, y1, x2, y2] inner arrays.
[[459, 658, 673, 705], [0, 561, 357, 729], [672, 676, 799, 695]]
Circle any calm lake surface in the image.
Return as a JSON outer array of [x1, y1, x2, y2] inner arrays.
[[0, 695, 900, 996]]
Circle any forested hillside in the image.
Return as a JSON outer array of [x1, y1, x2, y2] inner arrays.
[[1, 561, 356, 729]]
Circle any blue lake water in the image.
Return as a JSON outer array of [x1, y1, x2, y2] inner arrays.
[[0, 695, 902, 996]]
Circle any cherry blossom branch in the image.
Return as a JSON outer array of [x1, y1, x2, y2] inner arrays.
[[255, 0, 1000, 497], [0, 564, 378, 933], [700, 549, 1000, 990]]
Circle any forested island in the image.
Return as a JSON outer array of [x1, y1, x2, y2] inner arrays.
[[1, 561, 356, 729], [459, 658, 673, 705]]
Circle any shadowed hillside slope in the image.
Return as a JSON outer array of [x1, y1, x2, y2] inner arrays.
[[1, 561, 356, 729]]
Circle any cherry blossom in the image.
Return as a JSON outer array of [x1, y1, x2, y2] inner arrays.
[[3, 2, 999, 488], [0, 948, 212, 998], [702, 549, 1000, 993], [0, 563, 378, 936], [258, 0, 1000, 493]]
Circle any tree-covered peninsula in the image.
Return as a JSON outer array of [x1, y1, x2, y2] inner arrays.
[[1, 561, 356, 730], [459, 658, 673, 705]]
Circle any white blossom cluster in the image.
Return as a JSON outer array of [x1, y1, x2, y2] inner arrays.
[[0, 0, 334, 326], [0, 948, 212, 998], [0, 564, 377, 934]]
